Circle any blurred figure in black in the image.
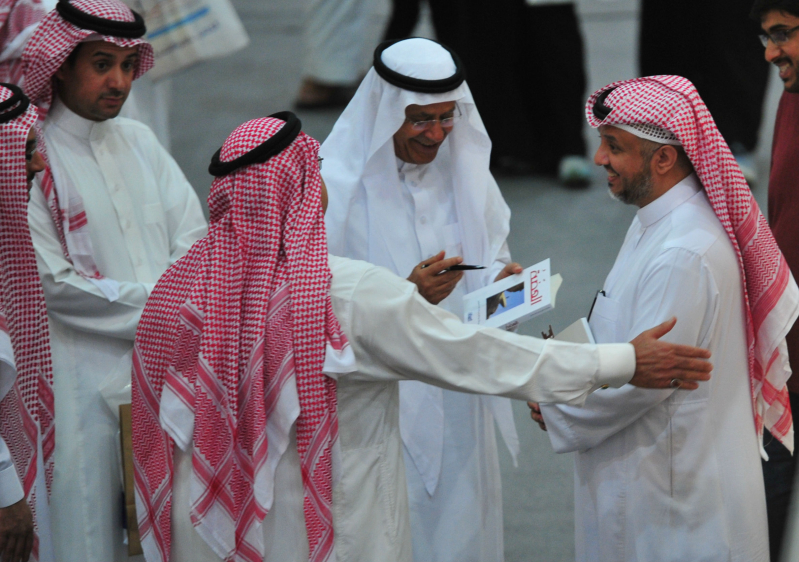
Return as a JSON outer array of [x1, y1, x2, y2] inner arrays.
[[384, 0, 593, 186], [640, 0, 769, 185]]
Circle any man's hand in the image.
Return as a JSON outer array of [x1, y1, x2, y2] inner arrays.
[[0, 498, 33, 562], [629, 317, 712, 390], [408, 251, 464, 305], [527, 402, 547, 431], [495, 262, 523, 282]]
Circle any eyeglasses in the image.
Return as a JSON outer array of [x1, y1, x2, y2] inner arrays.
[[406, 104, 462, 133], [317, 156, 323, 170], [759, 25, 799, 47]]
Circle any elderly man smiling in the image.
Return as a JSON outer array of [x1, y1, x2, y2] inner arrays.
[[322, 37, 522, 562]]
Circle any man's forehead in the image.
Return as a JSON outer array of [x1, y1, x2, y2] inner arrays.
[[599, 124, 638, 144], [404, 100, 457, 116], [761, 9, 799, 30], [82, 40, 139, 56]]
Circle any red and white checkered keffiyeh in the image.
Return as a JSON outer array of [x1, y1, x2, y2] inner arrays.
[[0, 84, 54, 561], [0, 0, 49, 84], [19, 0, 153, 298], [586, 75, 799, 454], [133, 117, 347, 562]]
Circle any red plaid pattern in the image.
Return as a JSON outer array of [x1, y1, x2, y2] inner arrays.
[[586, 76, 799, 453], [133, 117, 347, 562], [0, 84, 54, 561]]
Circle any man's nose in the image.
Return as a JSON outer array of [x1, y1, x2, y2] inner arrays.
[[594, 146, 608, 167], [106, 65, 126, 89], [425, 121, 446, 142], [764, 41, 782, 63]]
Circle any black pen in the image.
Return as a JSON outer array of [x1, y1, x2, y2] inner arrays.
[[420, 264, 486, 271]]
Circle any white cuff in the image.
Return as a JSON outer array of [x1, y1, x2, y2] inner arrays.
[[593, 343, 635, 391], [0, 463, 24, 508]]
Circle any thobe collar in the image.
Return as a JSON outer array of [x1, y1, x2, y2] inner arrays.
[[396, 156, 432, 183], [637, 173, 701, 228], [47, 97, 113, 141]]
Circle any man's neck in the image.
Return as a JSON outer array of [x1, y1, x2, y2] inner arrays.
[[638, 169, 693, 208]]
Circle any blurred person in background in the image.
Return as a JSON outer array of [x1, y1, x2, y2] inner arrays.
[[640, 0, 769, 185], [294, 0, 381, 109], [751, 0, 799, 559]]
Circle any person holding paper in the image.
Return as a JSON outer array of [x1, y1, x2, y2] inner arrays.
[[132, 113, 713, 562], [533, 76, 799, 562], [321, 37, 523, 562], [21, 1, 207, 560]]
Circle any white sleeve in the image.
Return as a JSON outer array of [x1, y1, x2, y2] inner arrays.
[[541, 248, 717, 453], [151, 135, 207, 267], [328, 256, 635, 406], [27, 182, 154, 341]]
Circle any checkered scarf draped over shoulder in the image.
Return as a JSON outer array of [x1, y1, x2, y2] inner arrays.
[[20, 0, 153, 114], [0, 84, 54, 561], [586, 75, 799, 454], [133, 117, 347, 562]]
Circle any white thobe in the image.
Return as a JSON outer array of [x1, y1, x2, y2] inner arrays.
[[541, 175, 769, 562], [395, 160, 517, 562], [27, 100, 207, 562], [169, 254, 635, 562], [302, 0, 383, 84]]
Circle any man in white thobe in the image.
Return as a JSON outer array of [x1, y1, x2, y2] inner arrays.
[[322, 37, 522, 562], [535, 76, 799, 562], [22, 1, 207, 560]]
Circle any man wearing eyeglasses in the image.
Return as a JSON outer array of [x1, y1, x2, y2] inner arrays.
[[322, 37, 522, 562], [751, 1, 799, 560]]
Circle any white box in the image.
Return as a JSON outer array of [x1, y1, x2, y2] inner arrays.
[[463, 259, 560, 330]]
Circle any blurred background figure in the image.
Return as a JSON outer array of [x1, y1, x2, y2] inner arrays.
[[639, 0, 769, 185], [295, 0, 385, 109], [383, 0, 593, 186]]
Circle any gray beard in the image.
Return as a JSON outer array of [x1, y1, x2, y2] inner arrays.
[[608, 167, 654, 206]]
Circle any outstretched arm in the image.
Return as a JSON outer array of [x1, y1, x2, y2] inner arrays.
[[329, 256, 710, 405]]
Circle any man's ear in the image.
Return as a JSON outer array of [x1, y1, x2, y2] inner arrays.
[[654, 145, 680, 175], [54, 65, 66, 81]]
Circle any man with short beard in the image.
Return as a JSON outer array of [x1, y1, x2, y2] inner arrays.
[[531, 76, 799, 562], [751, 1, 799, 558], [21, 1, 207, 560]]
